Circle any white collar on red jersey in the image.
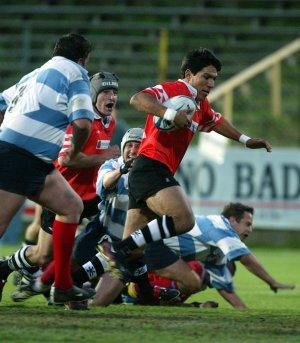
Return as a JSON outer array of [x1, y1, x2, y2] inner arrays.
[[178, 79, 197, 101], [94, 112, 113, 127]]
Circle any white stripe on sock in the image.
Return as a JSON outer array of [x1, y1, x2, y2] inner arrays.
[[148, 220, 162, 241], [131, 229, 146, 247], [162, 216, 171, 238], [95, 253, 109, 273]]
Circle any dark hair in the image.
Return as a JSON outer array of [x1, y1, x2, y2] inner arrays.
[[52, 33, 92, 62], [180, 47, 222, 78], [221, 202, 254, 222]]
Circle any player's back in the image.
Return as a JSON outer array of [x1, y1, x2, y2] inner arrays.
[[0, 56, 93, 163]]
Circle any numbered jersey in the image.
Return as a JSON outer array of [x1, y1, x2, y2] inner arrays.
[[0, 56, 94, 163]]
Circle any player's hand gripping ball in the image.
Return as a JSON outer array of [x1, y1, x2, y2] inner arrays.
[[153, 95, 196, 131]]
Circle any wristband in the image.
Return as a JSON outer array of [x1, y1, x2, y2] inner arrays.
[[239, 134, 251, 144], [163, 108, 177, 121]]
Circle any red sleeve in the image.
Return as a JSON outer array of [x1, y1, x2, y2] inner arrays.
[[197, 99, 224, 132], [142, 81, 191, 104], [58, 125, 73, 157]]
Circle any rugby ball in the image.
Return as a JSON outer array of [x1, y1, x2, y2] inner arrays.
[[153, 95, 197, 131]]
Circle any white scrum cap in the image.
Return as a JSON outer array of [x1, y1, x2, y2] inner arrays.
[[120, 128, 144, 158]]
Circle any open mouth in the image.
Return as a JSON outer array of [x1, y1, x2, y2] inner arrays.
[[106, 103, 114, 109], [103, 103, 115, 113]]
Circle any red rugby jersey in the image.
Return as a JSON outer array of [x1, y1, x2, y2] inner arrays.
[[54, 115, 115, 200], [138, 79, 224, 174]]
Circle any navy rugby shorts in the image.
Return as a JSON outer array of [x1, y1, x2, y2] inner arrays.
[[128, 154, 179, 210], [0, 141, 55, 196], [144, 240, 179, 271]]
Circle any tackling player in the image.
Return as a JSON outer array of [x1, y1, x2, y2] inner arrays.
[[143, 202, 295, 308]]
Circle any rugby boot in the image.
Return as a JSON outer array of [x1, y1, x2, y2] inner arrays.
[[98, 241, 130, 283], [49, 285, 96, 305], [153, 286, 181, 304], [65, 300, 89, 311], [12, 278, 50, 302]]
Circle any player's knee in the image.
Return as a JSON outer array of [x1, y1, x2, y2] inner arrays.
[[69, 196, 83, 214], [180, 274, 201, 295], [61, 195, 83, 219], [174, 213, 195, 233]]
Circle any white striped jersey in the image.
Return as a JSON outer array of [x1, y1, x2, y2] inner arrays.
[[163, 215, 251, 291], [96, 156, 129, 239], [0, 56, 94, 162]]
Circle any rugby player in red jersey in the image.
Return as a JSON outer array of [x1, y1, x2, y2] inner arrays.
[[100, 48, 272, 280]]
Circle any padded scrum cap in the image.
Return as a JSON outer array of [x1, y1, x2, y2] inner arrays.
[[121, 128, 144, 158], [90, 71, 119, 103]]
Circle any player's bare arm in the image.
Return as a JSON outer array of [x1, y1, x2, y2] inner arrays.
[[102, 168, 123, 190], [214, 117, 272, 152], [239, 253, 295, 292], [130, 92, 166, 117], [69, 118, 92, 158], [58, 145, 120, 168], [217, 288, 248, 309], [245, 138, 272, 152], [130, 91, 191, 129]]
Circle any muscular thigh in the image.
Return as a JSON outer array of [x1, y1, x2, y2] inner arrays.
[[146, 185, 193, 218], [30, 169, 82, 218], [123, 207, 158, 238], [154, 259, 194, 281], [154, 259, 201, 294], [127, 155, 194, 233], [146, 185, 195, 232], [0, 190, 25, 237]]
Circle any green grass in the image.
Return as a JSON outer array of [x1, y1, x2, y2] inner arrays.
[[0, 245, 299, 343]]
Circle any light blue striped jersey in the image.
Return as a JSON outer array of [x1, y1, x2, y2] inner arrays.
[[0, 56, 94, 162], [96, 156, 129, 239], [163, 215, 251, 292]]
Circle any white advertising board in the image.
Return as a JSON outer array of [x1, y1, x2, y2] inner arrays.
[[176, 147, 300, 230]]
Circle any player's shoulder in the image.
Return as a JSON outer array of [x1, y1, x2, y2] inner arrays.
[[101, 156, 121, 171], [43, 56, 89, 82], [161, 79, 190, 95]]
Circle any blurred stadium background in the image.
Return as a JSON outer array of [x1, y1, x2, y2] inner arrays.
[[0, 0, 299, 245]]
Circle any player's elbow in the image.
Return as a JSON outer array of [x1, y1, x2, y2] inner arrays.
[[57, 156, 68, 167], [73, 118, 92, 132], [130, 91, 153, 110], [129, 93, 139, 108]]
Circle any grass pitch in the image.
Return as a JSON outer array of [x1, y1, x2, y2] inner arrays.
[[0, 245, 299, 343]]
